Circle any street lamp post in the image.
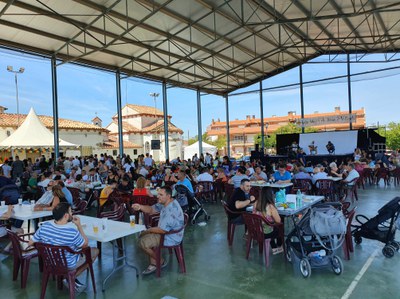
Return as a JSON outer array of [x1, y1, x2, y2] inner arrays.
[[7, 66, 25, 127], [149, 92, 160, 135]]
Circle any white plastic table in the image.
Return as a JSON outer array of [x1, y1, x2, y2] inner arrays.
[[78, 215, 146, 291], [10, 204, 53, 221]]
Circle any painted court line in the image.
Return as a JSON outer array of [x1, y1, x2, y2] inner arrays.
[[341, 248, 379, 299]]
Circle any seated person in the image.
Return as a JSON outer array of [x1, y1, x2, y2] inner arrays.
[[133, 177, 154, 197], [293, 166, 312, 180], [118, 176, 134, 193], [250, 165, 268, 181], [72, 174, 89, 199], [131, 186, 184, 275], [328, 162, 343, 178], [308, 141, 317, 155], [326, 141, 335, 154], [163, 168, 177, 185], [228, 166, 249, 188], [312, 165, 328, 186], [0, 166, 14, 189], [34, 184, 67, 212], [227, 178, 255, 225], [196, 167, 213, 183], [272, 164, 292, 184], [176, 170, 194, 194], [29, 203, 99, 292], [99, 180, 118, 207], [342, 163, 360, 185], [252, 188, 283, 254], [0, 205, 24, 253], [215, 167, 228, 182]]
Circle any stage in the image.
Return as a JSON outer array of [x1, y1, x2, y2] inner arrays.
[[252, 153, 353, 165]]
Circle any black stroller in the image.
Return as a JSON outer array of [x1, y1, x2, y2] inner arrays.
[[285, 202, 346, 278], [352, 197, 400, 258], [174, 184, 210, 225]]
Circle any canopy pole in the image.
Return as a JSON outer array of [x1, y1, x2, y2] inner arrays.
[[259, 81, 265, 151], [299, 64, 305, 134], [225, 95, 230, 157], [116, 70, 124, 157], [162, 81, 169, 161], [51, 55, 60, 161], [347, 54, 353, 130], [196, 89, 203, 156]]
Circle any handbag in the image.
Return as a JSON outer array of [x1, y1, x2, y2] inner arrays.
[[310, 206, 346, 237]]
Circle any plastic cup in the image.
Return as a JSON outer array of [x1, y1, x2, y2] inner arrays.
[[130, 215, 136, 227], [30, 200, 35, 211], [93, 224, 99, 234], [102, 218, 107, 233], [1, 201, 5, 206], [18, 198, 23, 205]]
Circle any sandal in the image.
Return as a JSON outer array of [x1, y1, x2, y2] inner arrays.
[[161, 259, 168, 268], [142, 264, 157, 275]]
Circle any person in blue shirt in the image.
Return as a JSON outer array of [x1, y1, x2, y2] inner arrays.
[[176, 170, 194, 193], [273, 164, 292, 184]]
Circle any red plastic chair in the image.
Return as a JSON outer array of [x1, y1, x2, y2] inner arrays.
[[72, 200, 87, 216], [343, 178, 359, 203], [223, 183, 235, 201], [130, 195, 158, 224], [291, 178, 312, 195], [221, 200, 245, 246], [342, 209, 356, 260], [7, 229, 41, 289], [242, 213, 283, 268], [34, 242, 97, 299], [213, 178, 225, 200], [196, 181, 215, 203], [153, 213, 189, 277], [315, 179, 335, 201], [67, 187, 82, 207]]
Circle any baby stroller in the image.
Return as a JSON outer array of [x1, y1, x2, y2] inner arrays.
[[352, 197, 400, 258], [285, 202, 346, 278], [174, 184, 210, 225]]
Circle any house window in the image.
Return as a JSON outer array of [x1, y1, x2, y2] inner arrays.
[[113, 150, 117, 156], [134, 149, 137, 155], [145, 141, 150, 153], [6, 130, 11, 137]]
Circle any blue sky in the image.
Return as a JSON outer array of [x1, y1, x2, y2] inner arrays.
[[1, 49, 399, 138]]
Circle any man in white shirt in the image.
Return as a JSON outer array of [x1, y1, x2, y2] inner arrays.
[[1, 162, 12, 178], [139, 166, 149, 178], [196, 167, 213, 182], [72, 157, 81, 168], [343, 163, 360, 185], [312, 165, 328, 185]]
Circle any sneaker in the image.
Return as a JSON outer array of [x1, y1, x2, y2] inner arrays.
[[272, 246, 283, 255], [62, 279, 86, 293]]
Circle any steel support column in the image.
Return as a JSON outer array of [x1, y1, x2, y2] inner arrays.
[[51, 55, 60, 161], [116, 70, 124, 156], [347, 54, 353, 130], [259, 81, 265, 151], [225, 95, 230, 157], [299, 64, 305, 134], [196, 89, 203, 156], [162, 81, 169, 161]]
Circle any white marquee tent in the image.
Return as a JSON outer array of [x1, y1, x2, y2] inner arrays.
[[184, 141, 217, 160], [0, 107, 77, 148]]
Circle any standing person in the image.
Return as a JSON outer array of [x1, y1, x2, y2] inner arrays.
[[1, 161, 12, 178], [11, 155, 24, 180], [144, 153, 154, 168], [29, 202, 98, 292], [252, 188, 283, 254], [132, 186, 184, 275]]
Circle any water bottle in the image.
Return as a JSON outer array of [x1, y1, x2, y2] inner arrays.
[[296, 189, 302, 208]]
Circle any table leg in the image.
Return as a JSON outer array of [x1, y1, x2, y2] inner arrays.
[[102, 238, 139, 292]]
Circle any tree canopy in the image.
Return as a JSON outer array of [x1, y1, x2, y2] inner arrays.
[[376, 122, 400, 150]]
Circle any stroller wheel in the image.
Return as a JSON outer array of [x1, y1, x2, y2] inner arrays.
[[331, 255, 343, 275], [285, 244, 292, 263], [389, 241, 400, 252], [299, 258, 311, 278], [354, 236, 362, 245], [191, 219, 197, 225], [382, 245, 396, 258], [205, 215, 210, 221]]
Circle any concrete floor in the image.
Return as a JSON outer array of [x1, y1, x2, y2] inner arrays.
[[1, 183, 399, 299]]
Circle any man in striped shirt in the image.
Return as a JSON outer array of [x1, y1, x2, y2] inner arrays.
[[29, 203, 98, 292]]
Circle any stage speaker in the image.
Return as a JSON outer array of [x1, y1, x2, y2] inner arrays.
[[151, 140, 160, 150]]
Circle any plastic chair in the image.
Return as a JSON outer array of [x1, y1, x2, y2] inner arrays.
[[291, 178, 312, 195], [374, 167, 390, 185], [242, 213, 283, 268], [153, 213, 189, 277], [213, 178, 225, 200], [315, 179, 335, 201], [130, 195, 158, 224], [72, 200, 88, 216], [221, 200, 244, 246], [343, 209, 356, 260], [196, 181, 215, 203], [223, 183, 235, 201], [7, 229, 41, 289], [67, 187, 81, 207], [34, 242, 96, 299], [343, 178, 359, 203]]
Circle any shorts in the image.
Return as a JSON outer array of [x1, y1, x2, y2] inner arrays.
[[138, 233, 161, 249]]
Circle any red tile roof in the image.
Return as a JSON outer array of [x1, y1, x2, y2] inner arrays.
[[0, 113, 108, 132]]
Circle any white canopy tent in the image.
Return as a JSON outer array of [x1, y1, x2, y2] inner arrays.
[[184, 141, 217, 160], [0, 107, 77, 149]]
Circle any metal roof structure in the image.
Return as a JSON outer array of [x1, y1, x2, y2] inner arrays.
[[1, 0, 400, 96]]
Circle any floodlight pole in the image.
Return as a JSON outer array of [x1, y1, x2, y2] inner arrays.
[[7, 65, 25, 127], [225, 94, 230, 157], [259, 81, 265, 151], [299, 64, 305, 134], [162, 81, 169, 161], [347, 54, 353, 130], [116, 70, 124, 157], [196, 89, 202, 156], [50, 56, 60, 160]]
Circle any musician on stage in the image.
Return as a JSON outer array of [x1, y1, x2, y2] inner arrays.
[[308, 141, 317, 155], [326, 141, 335, 154]]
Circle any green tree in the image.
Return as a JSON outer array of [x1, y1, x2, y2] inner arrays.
[[376, 122, 400, 150], [277, 123, 319, 134]]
